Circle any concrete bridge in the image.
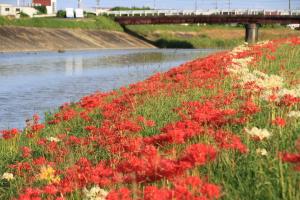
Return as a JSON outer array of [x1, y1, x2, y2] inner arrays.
[[114, 13, 300, 43]]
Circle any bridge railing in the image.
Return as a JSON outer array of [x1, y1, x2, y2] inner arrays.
[[93, 9, 300, 17]]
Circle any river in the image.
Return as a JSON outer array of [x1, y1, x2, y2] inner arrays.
[[0, 48, 219, 130]]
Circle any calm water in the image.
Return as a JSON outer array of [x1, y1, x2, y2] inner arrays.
[[0, 48, 218, 129]]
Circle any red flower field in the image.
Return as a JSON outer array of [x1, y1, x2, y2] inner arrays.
[[1, 37, 300, 200]]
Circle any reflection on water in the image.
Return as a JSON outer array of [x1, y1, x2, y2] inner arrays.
[[0, 48, 218, 129]]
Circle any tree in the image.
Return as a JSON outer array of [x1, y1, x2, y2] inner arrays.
[[34, 5, 47, 14]]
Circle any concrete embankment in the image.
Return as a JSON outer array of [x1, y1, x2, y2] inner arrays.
[[0, 26, 154, 53]]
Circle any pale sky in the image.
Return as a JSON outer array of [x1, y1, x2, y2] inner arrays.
[[1, 0, 300, 10]]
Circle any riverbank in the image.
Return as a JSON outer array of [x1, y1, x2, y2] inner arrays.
[[127, 24, 300, 48], [2, 16, 300, 51], [0, 26, 154, 52], [1, 37, 300, 199]]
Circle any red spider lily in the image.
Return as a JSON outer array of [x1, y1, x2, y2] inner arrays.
[[280, 152, 300, 163], [0, 128, 19, 140], [145, 120, 156, 127], [18, 188, 42, 200], [31, 124, 45, 133], [180, 101, 237, 127], [272, 117, 286, 127], [21, 146, 32, 158], [280, 94, 300, 107], [106, 188, 132, 200], [33, 157, 47, 166], [43, 184, 58, 195], [80, 111, 91, 121], [201, 183, 221, 199], [240, 98, 260, 115], [179, 144, 217, 167], [280, 151, 300, 172], [144, 120, 204, 146], [214, 130, 248, 153], [289, 37, 300, 45], [266, 54, 276, 61], [143, 186, 172, 200], [48, 119, 61, 125], [54, 107, 77, 121], [33, 114, 40, 123]]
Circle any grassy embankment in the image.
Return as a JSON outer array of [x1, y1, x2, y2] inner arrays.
[[1, 37, 300, 199], [127, 24, 300, 48], [1, 16, 300, 49], [0, 16, 123, 31]]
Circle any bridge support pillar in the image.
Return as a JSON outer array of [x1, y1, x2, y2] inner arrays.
[[245, 23, 259, 44]]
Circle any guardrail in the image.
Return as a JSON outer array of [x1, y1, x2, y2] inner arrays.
[[89, 9, 300, 17]]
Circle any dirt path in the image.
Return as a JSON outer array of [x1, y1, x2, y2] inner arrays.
[[0, 26, 155, 53]]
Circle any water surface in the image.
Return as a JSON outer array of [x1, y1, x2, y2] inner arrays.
[[0, 48, 219, 129]]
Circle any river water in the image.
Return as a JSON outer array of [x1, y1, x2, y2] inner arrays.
[[0, 48, 218, 130]]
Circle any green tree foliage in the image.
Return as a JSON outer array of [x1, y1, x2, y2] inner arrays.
[[34, 6, 47, 14]]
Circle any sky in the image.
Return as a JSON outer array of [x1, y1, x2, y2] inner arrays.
[[0, 0, 299, 10]]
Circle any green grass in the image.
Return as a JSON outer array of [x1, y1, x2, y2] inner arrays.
[[0, 16, 124, 31], [127, 24, 242, 34], [126, 24, 300, 48]]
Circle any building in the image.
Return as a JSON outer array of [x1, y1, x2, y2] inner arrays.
[[32, 0, 57, 15], [0, 3, 38, 18], [84, 7, 111, 16], [0, 4, 20, 16]]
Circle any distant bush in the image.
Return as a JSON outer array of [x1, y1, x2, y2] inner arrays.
[[20, 12, 30, 18], [85, 12, 96, 18], [34, 6, 47, 14], [56, 10, 66, 18]]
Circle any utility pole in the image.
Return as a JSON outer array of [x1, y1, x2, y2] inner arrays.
[[215, 0, 218, 10], [195, 0, 198, 11], [289, 0, 291, 15], [153, 0, 156, 9], [228, 0, 231, 10], [96, 0, 100, 7], [78, 0, 82, 8]]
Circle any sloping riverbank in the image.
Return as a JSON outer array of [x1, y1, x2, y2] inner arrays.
[[1, 37, 300, 199], [0, 26, 154, 52]]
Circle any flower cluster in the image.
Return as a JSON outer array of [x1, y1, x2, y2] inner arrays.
[[245, 127, 272, 140]]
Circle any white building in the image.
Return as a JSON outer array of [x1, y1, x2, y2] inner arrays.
[[0, 4, 20, 16], [0, 3, 38, 18]]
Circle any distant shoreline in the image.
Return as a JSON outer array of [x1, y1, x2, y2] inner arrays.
[[0, 46, 156, 54]]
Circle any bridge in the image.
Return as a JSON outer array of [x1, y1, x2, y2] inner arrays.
[[100, 9, 300, 43], [95, 9, 300, 17]]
